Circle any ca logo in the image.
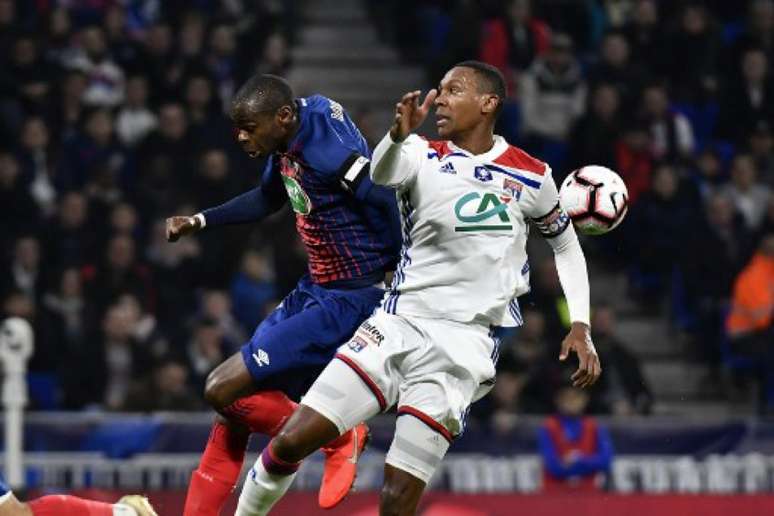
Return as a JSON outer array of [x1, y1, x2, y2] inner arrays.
[[454, 192, 512, 232], [282, 175, 312, 215]]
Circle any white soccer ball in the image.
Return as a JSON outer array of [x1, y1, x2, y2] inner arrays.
[[559, 165, 629, 235]]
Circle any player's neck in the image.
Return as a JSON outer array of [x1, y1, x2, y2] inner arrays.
[[451, 126, 495, 156]]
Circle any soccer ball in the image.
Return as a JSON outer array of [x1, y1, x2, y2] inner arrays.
[[559, 166, 628, 235]]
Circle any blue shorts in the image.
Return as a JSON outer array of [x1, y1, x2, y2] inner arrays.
[[240, 275, 384, 400]]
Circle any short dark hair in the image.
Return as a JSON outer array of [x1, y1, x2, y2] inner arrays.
[[453, 60, 507, 115], [230, 74, 294, 117]]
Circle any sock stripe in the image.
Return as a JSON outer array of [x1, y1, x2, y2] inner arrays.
[[261, 443, 301, 476]]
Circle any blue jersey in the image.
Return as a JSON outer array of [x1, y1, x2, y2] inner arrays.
[[0, 472, 10, 501], [266, 95, 399, 285]]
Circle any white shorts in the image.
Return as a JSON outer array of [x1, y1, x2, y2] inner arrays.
[[333, 309, 498, 437]]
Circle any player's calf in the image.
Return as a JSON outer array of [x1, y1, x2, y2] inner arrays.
[[380, 465, 426, 516], [270, 405, 341, 463]]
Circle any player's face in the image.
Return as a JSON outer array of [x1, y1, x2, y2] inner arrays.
[[231, 104, 294, 158], [434, 67, 498, 139]]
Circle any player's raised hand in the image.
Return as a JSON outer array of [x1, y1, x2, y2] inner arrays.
[[166, 215, 201, 242], [390, 89, 438, 142], [559, 322, 601, 388]]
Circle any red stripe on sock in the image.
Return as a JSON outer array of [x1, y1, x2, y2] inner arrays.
[[335, 353, 387, 411]]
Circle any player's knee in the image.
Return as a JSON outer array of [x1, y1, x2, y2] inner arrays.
[[203, 369, 233, 410]]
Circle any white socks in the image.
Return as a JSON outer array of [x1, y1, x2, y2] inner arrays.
[[235, 458, 297, 516]]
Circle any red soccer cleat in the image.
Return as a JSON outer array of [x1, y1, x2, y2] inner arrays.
[[318, 422, 370, 509]]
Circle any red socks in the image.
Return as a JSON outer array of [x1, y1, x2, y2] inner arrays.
[[183, 391, 298, 516], [221, 390, 298, 436], [28, 495, 114, 516]]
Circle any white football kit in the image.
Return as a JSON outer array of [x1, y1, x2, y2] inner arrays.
[[300, 132, 590, 483]]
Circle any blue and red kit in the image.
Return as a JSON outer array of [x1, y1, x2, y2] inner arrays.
[[201, 95, 400, 393]]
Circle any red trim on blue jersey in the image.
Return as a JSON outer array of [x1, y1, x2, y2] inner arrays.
[[397, 406, 453, 443], [494, 146, 547, 175], [335, 353, 387, 411]]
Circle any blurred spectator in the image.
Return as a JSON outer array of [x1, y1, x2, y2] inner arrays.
[[40, 267, 94, 355], [720, 154, 772, 230], [3, 236, 44, 302], [641, 81, 695, 163], [184, 73, 232, 148], [58, 107, 128, 191], [520, 33, 586, 151], [191, 148, 241, 210], [64, 25, 125, 107], [623, 0, 663, 73], [0, 152, 40, 247], [135, 102, 194, 214], [102, 4, 141, 71], [122, 356, 202, 412], [256, 32, 291, 77], [18, 116, 57, 216], [726, 233, 774, 410], [680, 194, 752, 366], [115, 74, 157, 147], [479, 0, 550, 84], [186, 316, 228, 393], [230, 249, 277, 331], [727, 0, 774, 66], [108, 201, 141, 242], [587, 30, 648, 111], [717, 48, 774, 145], [43, 191, 96, 270], [588, 305, 652, 415], [81, 234, 155, 315], [207, 23, 238, 108], [200, 289, 247, 349], [116, 292, 169, 362], [614, 118, 654, 206], [43, 8, 74, 65], [626, 164, 701, 307], [141, 22, 175, 101], [528, 257, 570, 341], [538, 382, 614, 492], [3, 34, 54, 116], [51, 70, 87, 140], [567, 84, 621, 173], [749, 121, 774, 186], [689, 147, 726, 201], [664, 3, 722, 103]]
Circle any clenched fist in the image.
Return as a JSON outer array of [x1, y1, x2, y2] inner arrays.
[[166, 215, 201, 242]]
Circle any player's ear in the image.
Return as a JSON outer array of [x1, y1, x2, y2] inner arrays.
[[481, 94, 499, 115], [276, 104, 294, 126]]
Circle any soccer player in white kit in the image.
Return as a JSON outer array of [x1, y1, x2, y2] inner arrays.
[[235, 60, 601, 516]]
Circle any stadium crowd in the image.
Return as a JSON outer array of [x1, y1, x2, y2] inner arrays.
[[0, 0, 773, 416]]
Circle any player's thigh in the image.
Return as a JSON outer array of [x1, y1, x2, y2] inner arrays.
[[299, 357, 382, 435], [333, 310, 423, 414]]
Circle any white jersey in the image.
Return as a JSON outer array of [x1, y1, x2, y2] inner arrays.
[[372, 134, 571, 327]]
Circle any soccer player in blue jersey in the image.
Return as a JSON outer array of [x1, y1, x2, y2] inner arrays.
[[0, 472, 157, 515], [166, 75, 400, 514]]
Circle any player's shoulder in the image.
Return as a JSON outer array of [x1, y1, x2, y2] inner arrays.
[[300, 94, 346, 122], [493, 143, 548, 176]]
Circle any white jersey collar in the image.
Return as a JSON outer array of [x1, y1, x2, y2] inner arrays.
[[448, 135, 507, 162]]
